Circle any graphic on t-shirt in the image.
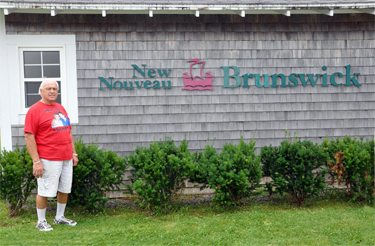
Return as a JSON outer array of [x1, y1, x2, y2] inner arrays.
[[51, 112, 70, 128]]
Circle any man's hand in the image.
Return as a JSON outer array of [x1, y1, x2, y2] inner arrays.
[[73, 155, 79, 166], [25, 133, 43, 178], [33, 162, 44, 178], [70, 132, 78, 167]]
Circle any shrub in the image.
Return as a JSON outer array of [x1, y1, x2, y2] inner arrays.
[[190, 141, 218, 189], [68, 140, 127, 211], [191, 137, 262, 205], [126, 137, 194, 210], [0, 147, 36, 217], [322, 136, 374, 204], [261, 138, 329, 206], [327, 151, 346, 185]]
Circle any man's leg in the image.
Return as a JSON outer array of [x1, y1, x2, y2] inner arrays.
[[54, 192, 77, 226], [35, 159, 61, 231], [36, 194, 54, 231], [53, 159, 77, 226], [36, 194, 48, 222], [56, 192, 68, 220]]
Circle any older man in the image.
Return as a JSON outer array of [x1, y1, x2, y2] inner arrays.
[[24, 79, 79, 231]]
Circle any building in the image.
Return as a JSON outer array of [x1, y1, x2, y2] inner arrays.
[[0, 1, 374, 156]]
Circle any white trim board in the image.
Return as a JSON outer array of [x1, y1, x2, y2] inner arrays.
[[0, 11, 12, 150]]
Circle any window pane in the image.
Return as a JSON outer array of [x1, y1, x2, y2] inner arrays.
[[24, 66, 42, 78], [26, 95, 41, 108], [56, 94, 61, 104], [57, 81, 61, 92], [43, 65, 60, 77], [24, 51, 41, 64], [43, 51, 60, 64], [25, 81, 61, 108], [25, 81, 41, 94]]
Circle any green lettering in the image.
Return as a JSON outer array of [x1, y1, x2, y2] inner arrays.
[[148, 69, 156, 78], [157, 69, 171, 77], [113, 80, 123, 90], [330, 72, 343, 86], [162, 80, 172, 89], [132, 64, 147, 78], [153, 80, 161, 89], [242, 74, 252, 87], [271, 74, 286, 87], [99, 77, 113, 90], [318, 73, 328, 87], [124, 81, 133, 90], [298, 74, 319, 87], [288, 73, 298, 87], [345, 65, 361, 86], [254, 74, 270, 88], [144, 80, 152, 89], [221, 66, 242, 88], [135, 81, 144, 88]]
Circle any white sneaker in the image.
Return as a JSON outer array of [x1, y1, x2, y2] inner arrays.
[[53, 216, 77, 226], [36, 220, 53, 231]]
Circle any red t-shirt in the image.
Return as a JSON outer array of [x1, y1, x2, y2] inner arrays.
[[24, 101, 73, 161]]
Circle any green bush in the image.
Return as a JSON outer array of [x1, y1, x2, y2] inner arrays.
[[191, 137, 262, 205], [322, 136, 374, 204], [126, 137, 194, 210], [0, 147, 36, 217], [261, 138, 329, 206], [68, 140, 127, 211]]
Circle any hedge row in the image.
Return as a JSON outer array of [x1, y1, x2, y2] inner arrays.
[[0, 135, 374, 216]]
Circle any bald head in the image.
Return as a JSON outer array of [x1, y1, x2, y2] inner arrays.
[[39, 80, 59, 96], [39, 79, 59, 105]]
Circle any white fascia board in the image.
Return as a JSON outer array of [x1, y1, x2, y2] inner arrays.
[[2, 8, 375, 16], [0, 2, 375, 13]]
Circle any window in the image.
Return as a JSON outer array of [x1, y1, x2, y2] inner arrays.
[[5, 35, 78, 125], [21, 49, 63, 108]]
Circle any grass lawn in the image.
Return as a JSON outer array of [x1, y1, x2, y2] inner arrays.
[[0, 198, 374, 246]]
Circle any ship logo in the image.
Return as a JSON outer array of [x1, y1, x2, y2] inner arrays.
[[182, 58, 214, 91]]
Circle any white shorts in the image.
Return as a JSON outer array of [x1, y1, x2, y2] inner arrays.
[[37, 158, 73, 197]]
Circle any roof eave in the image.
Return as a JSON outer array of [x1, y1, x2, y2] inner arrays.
[[1, 2, 374, 16]]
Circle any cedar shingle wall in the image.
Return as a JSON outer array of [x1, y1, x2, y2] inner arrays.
[[9, 14, 375, 156]]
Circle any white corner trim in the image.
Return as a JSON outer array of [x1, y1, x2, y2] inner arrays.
[[0, 11, 12, 150]]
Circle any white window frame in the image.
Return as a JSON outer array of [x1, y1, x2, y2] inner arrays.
[[5, 35, 78, 125], [20, 47, 66, 111]]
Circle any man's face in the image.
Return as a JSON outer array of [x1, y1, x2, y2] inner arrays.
[[40, 81, 58, 103], [59, 113, 65, 119]]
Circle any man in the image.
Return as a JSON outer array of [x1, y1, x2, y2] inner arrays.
[[24, 79, 79, 231]]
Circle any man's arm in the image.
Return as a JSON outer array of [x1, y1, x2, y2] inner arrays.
[[70, 132, 79, 166], [25, 133, 43, 178]]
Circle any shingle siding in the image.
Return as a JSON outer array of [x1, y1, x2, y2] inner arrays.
[[8, 13, 375, 156]]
